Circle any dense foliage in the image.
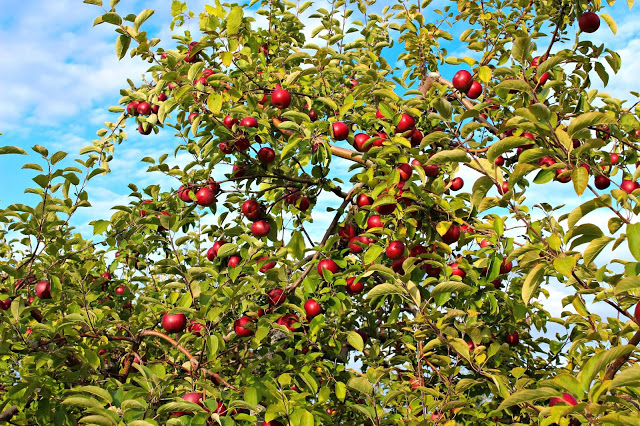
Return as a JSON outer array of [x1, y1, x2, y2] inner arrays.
[[2, 0, 640, 424]]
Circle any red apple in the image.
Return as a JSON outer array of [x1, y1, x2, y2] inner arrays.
[[391, 257, 407, 274], [271, 88, 291, 109], [304, 299, 322, 318], [178, 185, 194, 202], [196, 187, 216, 207], [354, 133, 371, 152], [423, 164, 439, 177], [386, 240, 405, 260], [480, 239, 492, 248], [579, 12, 600, 33], [227, 255, 241, 268], [396, 114, 415, 134], [115, 285, 126, 295], [621, 179, 637, 194], [35, 281, 51, 299], [452, 70, 473, 92], [223, 114, 238, 129], [188, 321, 205, 336], [376, 202, 396, 215], [267, 288, 286, 307], [332, 122, 349, 141], [348, 236, 367, 253], [242, 199, 262, 220], [500, 259, 513, 274], [173, 392, 204, 416], [410, 130, 423, 147], [550, 392, 578, 407], [258, 147, 276, 163], [634, 302, 640, 324], [594, 175, 611, 190], [276, 314, 300, 331], [450, 262, 466, 279], [466, 81, 482, 99], [232, 164, 246, 178], [397, 163, 412, 182], [357, 193, 373, 207], [234, 316, 254, 337], [240, 116, 258, 128], [555, 167, 571, 183], [338, 224, 357, 241], [318, 259, 339, 275], [495, 155, 505, 167], [367, 215, 383, 228], [136, 102, 152, 116], [450, 177, 464, 191], [127, 101, 140, 115], [207, 241, 226, 260], [162, 313, 187, 333], [346, 277, 364, 295], [219, 141, 234, 154], [251, 220, 271, 237], [258, 256, 276, 273], [441, 224, 460, 244], [138, 123, 152, 135], [505, 331, 520, 346]]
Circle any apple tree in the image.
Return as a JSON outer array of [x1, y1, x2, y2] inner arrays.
[[2, 0, 640, 424]]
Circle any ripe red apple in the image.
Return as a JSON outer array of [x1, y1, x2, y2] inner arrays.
[[318, 259, 339, 275], [498, 181, 510, 195], [450, 262, 466, 279], [223, 114, 238, 129], [172, 392, 204, 417], [136, 101, 152, 116], [452, 70, 473, 92], [441, 224, 460, 244], [188, 112, 199, 122], [35, 281, 51, 299], [500, 259, 513, 274], [188, 321, 205, 336], [423, 164, 439, 177], [0, 299, 10, 310], [346, 277, 364, 295], [262, 421, 285, 426], [396, 114, 415, 133], [410, 129, 423, 147], [397, 163, 412, 182], [285, 188, 301, 204], [234, 316, 254, 337], [579, 12, 600, 33], [480, 239, 492, 248], [494, 155, 505, 167], [550, 392, 578, 407], [271, 88, 291, 109], [373, 132, 387, 147], [138, 123, 152, 135], [356, 193, 373, 207], [115, 285, 126, 295], [232, 164, 246, 178], [555, 167, 571, 183], [242, 199, 262, 220], [593, 175, 610, 191], [157, 92, 168, 102], [635, 302, 640, 324], [178, 185, 194, 202], [127, 101, 140, 115], [410, 378, 421, 390], [338, 224, 357, 241], [367, 215, 383, 228], [410, 244, 428, 258], [538, 156, 556, 167], [376, 202, 396, 215], [267, 288, 286, 307], [348, 236, 367, 253], [258, 147, 276, 163], [621, 179, 638, 194], [305, 104, 318, 121], [251, 220, 271, 237], [386, 241, 405, 260], [235, 137, 250, 151], [332, 122, 349, 141], [354, 133, 371, 152], [304, 299, 322, 318], [466, 81, 482, 99], [276, 314, 300, 331], [258, 256, 276, 273], [219, 141, 234, 154], [207, 241, 226, 260], [505, 331, 520, 346], [227, 255, 241, 268], [162, 313, 188, 333], [450, 177, 464, 191], [196, 187, 216, 206], [240, 116, 258, 128], [391, 257, 407, 274]]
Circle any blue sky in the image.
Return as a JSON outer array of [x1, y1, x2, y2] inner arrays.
[[0, 0, 639, 321]]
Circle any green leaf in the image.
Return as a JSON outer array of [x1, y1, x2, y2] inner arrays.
[[364, 244, 383, 265], [115, 35, 130, 60], [600, 13, 617, 35], [496, 387, 560, 411], [426, 148, 469, 164], [553, 257, 576, 278], [347, 330, 364, 351], [347, 377, 373, 395], [207, 92, 223, 115], [511, 36, 531, 64], [0, 146, 27, 155], [477, 66, 492, 83], [365, 283, 406, 300], [92, 220, 110, 235], [216, 243, 237, 258], [50, 151, 68, 165], [614, 276, 640, 295], [472, 176, 494, 208], [62, 396, 104, 409], [300, 410, 314, 426], [583, 237, 614, 266], [335, 381, 346, 401], [494, 79, 531, 93], [577, 345, 635, 389], [572, 166, 589, 196], [244, 386, 258, 407], [158, 401, 206, 415], [538, 55, 565, 78], [76, 386, 113, 404], [521, 263, 545, 306], [134, 9, 154, 31], [316, 97, 338, 111], [487, 137, 535, 163], [567, 112, 617, 137], [98, 12, 122, 26], [611, 364, 640, 389], [567, 195, 611, 229], [431, 281, 474, 296], [627, 223, 640, 262], [287, 230, 305, 260], [226, 6, 243, 34]]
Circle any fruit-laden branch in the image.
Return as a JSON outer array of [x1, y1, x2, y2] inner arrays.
[[603, 329, 640, 381], [139, 330, 239, 391], [285, 182, 365, 292]]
